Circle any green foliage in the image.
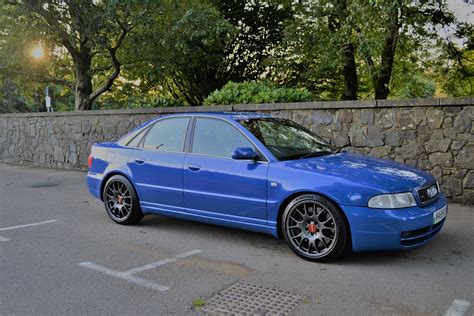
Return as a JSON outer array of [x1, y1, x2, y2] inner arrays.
[[98, 95, 184, 110], [204, 81, 312, 105], [192, 299, 206, 308], [436, 27, 474, 97], [0, 80, 29, 113], [391, 75, 436, 99], [268, 0, 458, 100], [0, 0, 472, 113], [212, 0, 294, 80]]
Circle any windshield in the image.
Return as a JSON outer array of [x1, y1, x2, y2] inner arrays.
[[239, 118, 336, 161]]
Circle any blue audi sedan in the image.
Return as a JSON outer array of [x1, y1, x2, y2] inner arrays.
[[86, 112, 447, 262]]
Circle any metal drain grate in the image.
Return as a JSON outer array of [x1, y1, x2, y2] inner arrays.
[[200, 282, 305, 315]]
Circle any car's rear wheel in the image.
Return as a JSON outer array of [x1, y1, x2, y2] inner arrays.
[[103, 175, 143, 225], [282, 194, 348, 262]]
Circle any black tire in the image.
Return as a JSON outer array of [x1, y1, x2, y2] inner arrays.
[[103, 175, 144, 225], [281, 194, 349, 262]]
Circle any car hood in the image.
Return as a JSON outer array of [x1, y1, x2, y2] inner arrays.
[[284, 152, 435, 193]]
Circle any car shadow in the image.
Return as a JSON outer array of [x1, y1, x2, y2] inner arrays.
[[137, 214, 467, 266]]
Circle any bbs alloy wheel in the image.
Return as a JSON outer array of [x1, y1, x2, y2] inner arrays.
[[282, 194, 349, 262], [103, 175, 143, 225]]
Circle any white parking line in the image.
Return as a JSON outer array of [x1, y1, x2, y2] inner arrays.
[[46, 172, 74, 176], [122, 249, 202, 275], [79, 262, 170, 292], [0, 236, 10, 242], [79, 249, 202, 292], [0, 219, 58, 232], [444, 299, 471, 316]]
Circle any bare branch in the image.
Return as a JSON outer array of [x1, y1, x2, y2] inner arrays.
[[89, 24, 128, 103]]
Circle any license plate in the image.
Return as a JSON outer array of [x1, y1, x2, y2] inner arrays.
[[433, 205, 447, 224]]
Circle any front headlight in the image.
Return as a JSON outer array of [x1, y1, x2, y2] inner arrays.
[[368, 192, 416, 209]]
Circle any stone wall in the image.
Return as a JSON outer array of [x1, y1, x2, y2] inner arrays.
[[0, 97, 473, 204]]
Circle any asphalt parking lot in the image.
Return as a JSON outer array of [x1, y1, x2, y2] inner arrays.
[[1, 163, 473, 315]]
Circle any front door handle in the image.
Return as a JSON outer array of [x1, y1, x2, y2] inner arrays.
[[188, 164, 201, 171], [135, 158, 145, 165]]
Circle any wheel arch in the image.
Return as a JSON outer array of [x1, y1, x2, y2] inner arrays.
[[276, 191, 352, 249], [100, 171, 138, 202]]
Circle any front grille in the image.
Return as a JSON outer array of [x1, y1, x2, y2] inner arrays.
[[400, 219, 445, 247], [417, 183, 439, 205]]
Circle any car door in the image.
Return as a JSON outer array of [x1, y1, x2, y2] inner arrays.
[[129, 117, 191, 212], [183, 117, 268, 225]]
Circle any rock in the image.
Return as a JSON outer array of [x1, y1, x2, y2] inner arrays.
[[426, 109, 445, 129], [429, 152, 453, 167], [442, 176, 463, 197], [398, 110, 417, 130], [396, 141, 421, 159], [443, 127, 456, 138], [311, 111, 333, 125], [425, 139, 451, 153], [384, 129, 401, 147], [336, 110, 352, 123], [53, 145, 64, 162], [442, 116, 453, 128], [370, 146, 391, 158], [456, 145, 474, 169], [376, 110, 395, 129], [463, 171, 474, 189], [366, 125, 384, 147], [454, 189, 474, 204], [451, 140, 465, 151], [430, 129, 444, 140], [360, 109, 375, 125], [348, 125, 367, 147], [417, 159, 431, 170], [453, 108, 472, 133], [333, 131, 350, 147]]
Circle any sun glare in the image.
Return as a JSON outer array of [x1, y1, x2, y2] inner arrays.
[[31, 45, 45, 60]]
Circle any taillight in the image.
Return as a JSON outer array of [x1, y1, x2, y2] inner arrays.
[[88, 154, 93, 169]]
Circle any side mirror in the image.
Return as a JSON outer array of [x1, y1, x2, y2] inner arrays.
[[232, 147, 258, 161]]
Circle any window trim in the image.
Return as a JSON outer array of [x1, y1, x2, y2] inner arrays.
[[128, 116, 192, 154], [189, 116, 268, 162]]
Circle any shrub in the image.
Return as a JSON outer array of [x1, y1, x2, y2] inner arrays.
[[204, 81, 312, 105]]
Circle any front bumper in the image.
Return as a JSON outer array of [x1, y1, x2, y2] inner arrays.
[[341, 194, 448, 252]]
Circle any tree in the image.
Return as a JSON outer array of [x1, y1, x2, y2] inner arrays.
[[6, 0, 150, 110], [270, 0, 456, 100], [212, 0, 294, 81], [435, 22, 474, 96]]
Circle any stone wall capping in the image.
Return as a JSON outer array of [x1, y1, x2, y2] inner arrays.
[[1, 97, 472, 119]]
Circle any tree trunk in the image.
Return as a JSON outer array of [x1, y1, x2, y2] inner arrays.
[[374, 4, 401, 99], [331, 0, 358, 100], [74, 51, 93, 110], [341, 43, 358, 100]]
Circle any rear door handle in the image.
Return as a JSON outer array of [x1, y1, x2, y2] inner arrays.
[[188, 164, 201, 171], [135, 158, 145, 165]]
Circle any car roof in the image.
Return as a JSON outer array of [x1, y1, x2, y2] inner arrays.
[[160, 112, 272, 121]]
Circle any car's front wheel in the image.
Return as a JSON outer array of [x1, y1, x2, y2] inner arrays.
[[282, 194, 349, 262], [103, 175, 143, 225]]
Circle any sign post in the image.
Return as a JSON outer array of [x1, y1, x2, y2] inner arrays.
[[45, 86, 53, 112]]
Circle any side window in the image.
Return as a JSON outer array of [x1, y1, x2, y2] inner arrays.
[[142, 117, 190, 152], [126, 128, 147, 148], [192, 118, 255, 158]]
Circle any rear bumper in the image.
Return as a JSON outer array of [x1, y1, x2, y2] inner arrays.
[[341, 194, 448, 252], [86, 171, 102, 200]]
